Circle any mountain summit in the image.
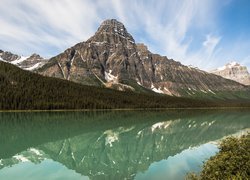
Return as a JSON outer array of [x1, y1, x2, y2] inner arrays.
[[90, 19, 135, 43], [37, 19, 249, 98], [211, 62, 250, 85]]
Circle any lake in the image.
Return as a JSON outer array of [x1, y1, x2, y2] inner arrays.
[[0, 109, 249, 180]]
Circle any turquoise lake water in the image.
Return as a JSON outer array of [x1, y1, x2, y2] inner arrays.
[[0, 109, 249, 180]]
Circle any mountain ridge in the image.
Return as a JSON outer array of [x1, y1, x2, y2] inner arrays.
[[0, 50, 47, 70], [36, 19, 249, 98]]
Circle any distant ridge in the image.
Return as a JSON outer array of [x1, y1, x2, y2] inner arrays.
[[0, 50, 47, 70], [211, 62, 250, 85]]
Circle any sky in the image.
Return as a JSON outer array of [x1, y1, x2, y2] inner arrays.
[[0, 0, 250, 71]]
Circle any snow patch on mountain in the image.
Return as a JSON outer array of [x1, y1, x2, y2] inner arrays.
[[105, 70, 118, 82], [0, 57, 7, 63], [208, 89, 216, 94], [11, 56, 28, 65], [25, 62, 43, 71], [151, 84, 164, 94]]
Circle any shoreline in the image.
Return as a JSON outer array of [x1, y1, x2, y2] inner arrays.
[[0, 106, 250, 113]]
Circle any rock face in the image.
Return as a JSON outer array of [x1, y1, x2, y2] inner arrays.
[[0, 50, 20, 62], [37, 19, 249, 97], [211, 62, 250, 85], [0, 50, 47, 70]]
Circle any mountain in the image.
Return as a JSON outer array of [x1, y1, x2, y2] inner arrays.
[[211, 62, 250, 85], [37, 19, 249, 98], [0, 61, 220, 110], [0, 50, 47, 70]]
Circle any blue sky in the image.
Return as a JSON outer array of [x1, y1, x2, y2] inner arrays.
[[0, 0, 250, 70]]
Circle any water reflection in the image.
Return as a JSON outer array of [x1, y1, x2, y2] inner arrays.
[[0, 110, 249, 179], [135, 143, 218, 180]]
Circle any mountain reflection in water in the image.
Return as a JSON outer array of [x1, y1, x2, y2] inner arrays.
[[0, 110, 249, 180]]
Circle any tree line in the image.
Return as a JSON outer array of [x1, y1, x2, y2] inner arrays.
[[0, 62, 249, 110]]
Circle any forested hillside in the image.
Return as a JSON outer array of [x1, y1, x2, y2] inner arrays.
[[0, 61, 249, 110]]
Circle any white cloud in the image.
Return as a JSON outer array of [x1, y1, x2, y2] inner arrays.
[[203, 34, 221, 54], [0, 0, 101, 57], [0, 0, 248, 71]]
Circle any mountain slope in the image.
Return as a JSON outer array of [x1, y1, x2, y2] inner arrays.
[[37, 19, 249, 98], [0, 50, 47, 70], [0, 61, 222, 110], [211, 62, 250, 85]]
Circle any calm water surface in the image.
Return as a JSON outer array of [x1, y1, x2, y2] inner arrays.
[[0, 109, 249, 180]]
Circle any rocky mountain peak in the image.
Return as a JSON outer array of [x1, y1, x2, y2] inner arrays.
[[27, 53, 43, 61], [224, 61, 240, 69], [227, 61, 239, 66], [211, 62, 250, 85], [100, 19, 124, 28], [99, 19, 128, 34], [136, 43, 149, 52], [0, 51, 20, 62], [88, 19, 135, 44], [30, 53, 41, 58]]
